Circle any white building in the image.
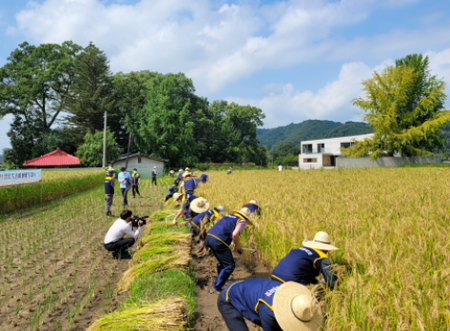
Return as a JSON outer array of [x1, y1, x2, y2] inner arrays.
[[110, 153, 168, 177], [299, 134, 374, 169]]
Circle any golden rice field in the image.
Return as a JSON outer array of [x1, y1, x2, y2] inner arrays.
[[0, 170, 104, 214], [196, 168, 450, 330]]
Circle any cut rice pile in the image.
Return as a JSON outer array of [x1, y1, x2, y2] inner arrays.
[[86, 297, 188, 331]]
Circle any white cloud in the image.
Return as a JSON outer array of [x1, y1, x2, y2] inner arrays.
[[426, 48, 450, 103], [8, 0, 428, 95], [226, 59, 394, 128]]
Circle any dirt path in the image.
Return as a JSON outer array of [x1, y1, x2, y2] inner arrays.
[[191, 242, 270, 331]]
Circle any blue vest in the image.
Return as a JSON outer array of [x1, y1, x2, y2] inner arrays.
[[271, 247, 327, 285], [166, 185, 178, 197], [220, 279, 280, 328], [131, 173, 140, 185], [191, 210, 216, 231], [177, 172, 183, 179], [207, 214, 243, 246], [194, 178, 201, 185], [200, 174, 209, 181], [104, 176, 115, 195], [152, 170, 157, 178], [243, 203, 261, 216], [182, 193, 197, 204], [184, 178, 196, 191]]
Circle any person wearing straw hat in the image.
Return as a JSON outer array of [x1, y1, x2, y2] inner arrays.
[[189, 197, 210, 225], [131, 168, 141, 198], [185, 167, 190, 171], [104, 170, 115, 216], [243, 200, 262, 216], [182, 171, 197, 195], [172, 192, 198, 225], [218, 279, 323, 331], [168, 170, 175, 178], [206, 205, 256, 292], [271, 232, 339, 289], [151, 166, 158, 186], [176, 169, 184, 179], [195, 173, 209, 186], [190, 205, 225, 236]]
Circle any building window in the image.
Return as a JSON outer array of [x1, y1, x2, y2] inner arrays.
[[302, 144, 313, 154], [138, 157, 141, 163], [340, 142, 354, 149], [318, 143, 325, 153], [303, 158, 317, 163]]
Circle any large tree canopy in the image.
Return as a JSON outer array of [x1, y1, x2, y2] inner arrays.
[[343, 55, 450, 160]]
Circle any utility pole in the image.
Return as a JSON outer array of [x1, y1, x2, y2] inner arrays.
[[102, 111, 107, 168], [125, 131, 132, 169]]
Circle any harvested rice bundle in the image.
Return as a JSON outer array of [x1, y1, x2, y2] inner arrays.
[[130, 245, 174, 266], [87, 297, 188, 331], [118, 251, 191, 292], [150, 209, 178, 222]]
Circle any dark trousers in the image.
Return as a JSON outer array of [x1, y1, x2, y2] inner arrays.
[[152, 177, 157, 186], [121, 188, 129, 207], [217, 295, 249, 331], [132, 185, 140, 197], [105, 195, 113, 215], [206, 235, 235, 291], [104, 238, 135, 257], [165, 194, 173, 202]]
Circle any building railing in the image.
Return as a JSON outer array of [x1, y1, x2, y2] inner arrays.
[[301, 148, 333, 154]]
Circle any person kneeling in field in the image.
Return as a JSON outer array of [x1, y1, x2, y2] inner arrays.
[[172, 192, 198, 225], [206, 205, 257, 292], [103, 209, 144, 259], [271, 232, 338, 289], [218, 279, 323, 331]]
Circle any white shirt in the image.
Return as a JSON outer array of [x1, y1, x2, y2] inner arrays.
[[278, 165, 283, 171], [104, 218, 141, 244]]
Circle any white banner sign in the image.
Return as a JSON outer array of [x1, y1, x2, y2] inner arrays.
[[0, 170, 42, 188]]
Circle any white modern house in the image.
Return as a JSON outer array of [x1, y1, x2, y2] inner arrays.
[[299, 134, 374, 169], [110, 153, 168, 177]]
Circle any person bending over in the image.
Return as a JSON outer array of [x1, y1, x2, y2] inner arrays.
[[165, 182, 179, 202], [104, 209, 143, 259], [218, 279, 323, 331], [271, 231, 339, 289], [172, 192, 198, 225]]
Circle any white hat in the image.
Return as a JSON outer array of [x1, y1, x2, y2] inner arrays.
[[302, 231, 339, 251], [173, 193, 183, 201], [153, 166, 157, 169], [185, 167, 190, 171], [183, 171, 192, 178], [249, 200, 257, 205], [273, 282, 323, 331], [178, 169, 183, 173], [232, 207, 253, 225], [190, 198, 210, 214], [170, 170, 175, 174]]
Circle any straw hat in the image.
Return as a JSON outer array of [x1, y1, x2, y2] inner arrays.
[[108, 166, 114, 171], [232, 207, 253, 225], [190, 198, 210, 214], [249, 200, 257, 205], [178, 169, 183, 173], [302, 232, 339, 251], [185, 167, 190, 171], [173, 193, 183, 201], [273, 282, 323, 331], [183, 171, 192, 178], [153, 166, 157, 169], [170, 170, 175, 174]]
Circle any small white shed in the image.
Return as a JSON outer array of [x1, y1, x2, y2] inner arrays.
[[110, 153, 168, 178]]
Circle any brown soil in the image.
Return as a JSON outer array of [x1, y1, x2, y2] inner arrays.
[[191, 242, 270, 331], [0, 180, 168, 331]]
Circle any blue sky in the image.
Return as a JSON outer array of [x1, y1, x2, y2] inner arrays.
[[1, 0, 450, 151]]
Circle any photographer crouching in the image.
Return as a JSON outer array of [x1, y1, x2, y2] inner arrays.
[[104, 209, 146, 259]]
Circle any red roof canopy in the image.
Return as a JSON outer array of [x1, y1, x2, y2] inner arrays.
[[23, 148, 80, 167]]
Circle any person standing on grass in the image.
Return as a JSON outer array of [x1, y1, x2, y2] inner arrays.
[[218, 279, 323, 331], [151, 166, 157, 186], [206, 205, 257, 292], [278, 164, 283, 171], [118, 167, 132, 207], [271, 231, 339, 289], [169, 170, 175, 178], [104, 170, 115, 216], [104, 209, 144, 259], [165, 182, 179, 202], [131, 168, 141, 198]]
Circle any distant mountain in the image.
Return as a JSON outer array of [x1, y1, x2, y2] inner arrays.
[[257, 120, 373, 149]]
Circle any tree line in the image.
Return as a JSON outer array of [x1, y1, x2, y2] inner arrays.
[[0, 41, 268, 168]]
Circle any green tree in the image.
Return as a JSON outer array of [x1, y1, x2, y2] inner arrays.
[[76, 129, 121, 167], [66, 42, 114, 134], [0, 41, 82, 165], [343, 62, 450, 160]]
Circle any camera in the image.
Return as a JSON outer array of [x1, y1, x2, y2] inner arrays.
[[131, 215, 148, 229]]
